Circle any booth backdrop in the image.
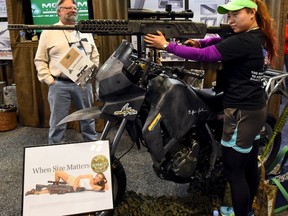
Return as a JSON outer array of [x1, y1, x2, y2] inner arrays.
[[5, 0, 288, 130]]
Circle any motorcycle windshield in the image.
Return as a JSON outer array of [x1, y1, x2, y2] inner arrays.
[[95, 40, 145, 101]]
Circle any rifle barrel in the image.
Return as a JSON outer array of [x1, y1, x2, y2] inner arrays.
[[8, 24, 76, 31], [8, 19, 207, 39]]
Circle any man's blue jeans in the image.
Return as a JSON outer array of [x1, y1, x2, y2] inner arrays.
[[48, 80, 97, 144]]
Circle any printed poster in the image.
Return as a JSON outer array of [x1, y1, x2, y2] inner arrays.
[[0, 0, 7, 18], [22, 140, 113, 216], [130, 0, 185, 11], [0, 22, 12, 60], [189, 0, 228, 26]]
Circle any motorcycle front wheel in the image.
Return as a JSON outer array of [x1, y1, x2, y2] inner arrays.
[[259, 113, 282, 169]]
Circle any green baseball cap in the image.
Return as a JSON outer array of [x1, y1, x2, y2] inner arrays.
[[217, 0, 258, 14]]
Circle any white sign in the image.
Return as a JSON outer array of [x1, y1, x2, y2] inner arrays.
[[22, 140, 113, 216], [56, 44, 95, 85]]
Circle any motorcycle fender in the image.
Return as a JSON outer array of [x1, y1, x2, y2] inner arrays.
[[57, 106, 102, 126]]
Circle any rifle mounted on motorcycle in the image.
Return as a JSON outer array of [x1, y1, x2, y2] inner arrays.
[[8, 8, 233, 39]]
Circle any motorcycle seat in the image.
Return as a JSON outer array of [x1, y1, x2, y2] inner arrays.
[[195, 88, 222, 98], [195, 88, 223, 111]]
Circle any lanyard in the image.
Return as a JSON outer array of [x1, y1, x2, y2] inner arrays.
[[62, 30, 88, 55]]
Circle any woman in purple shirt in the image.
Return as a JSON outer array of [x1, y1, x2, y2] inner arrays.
[[144, 0, 278, 215]]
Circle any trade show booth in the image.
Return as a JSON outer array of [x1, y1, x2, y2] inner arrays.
[[1, 0, 288, 129]]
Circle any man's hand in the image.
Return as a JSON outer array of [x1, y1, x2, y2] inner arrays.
[[49, 80, 56, 86]]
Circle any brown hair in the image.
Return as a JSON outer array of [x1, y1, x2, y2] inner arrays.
[[253, 0, 278, 63], [95, 172, 107, 190]]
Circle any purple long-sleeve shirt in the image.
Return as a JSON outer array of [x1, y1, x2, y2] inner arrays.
[[166, 36, 223, 62], [198, 36, 222, 47]]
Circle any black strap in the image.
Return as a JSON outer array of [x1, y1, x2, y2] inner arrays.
[[55, 77, 73, 83]]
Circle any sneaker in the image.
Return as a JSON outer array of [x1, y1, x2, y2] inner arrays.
[[220, 206, 235, 216]]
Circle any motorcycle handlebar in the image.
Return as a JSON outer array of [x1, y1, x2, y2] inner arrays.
[[141, 63, 205, 79], [263, 69, 286, 77]]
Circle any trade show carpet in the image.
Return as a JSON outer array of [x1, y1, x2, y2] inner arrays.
[[0, 96, 287, 216]]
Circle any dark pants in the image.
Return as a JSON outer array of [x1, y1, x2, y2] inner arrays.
[[222, 141, 260, 216]]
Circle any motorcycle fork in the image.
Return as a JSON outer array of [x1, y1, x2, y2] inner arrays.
[[100, 118, 128, 155]]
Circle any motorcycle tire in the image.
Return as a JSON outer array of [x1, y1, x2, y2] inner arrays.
[[85, 156, 126, 216], [259, 113, 282, 169]]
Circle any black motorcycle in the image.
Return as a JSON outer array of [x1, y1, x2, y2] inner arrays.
[[59, 40, 287, 215]]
